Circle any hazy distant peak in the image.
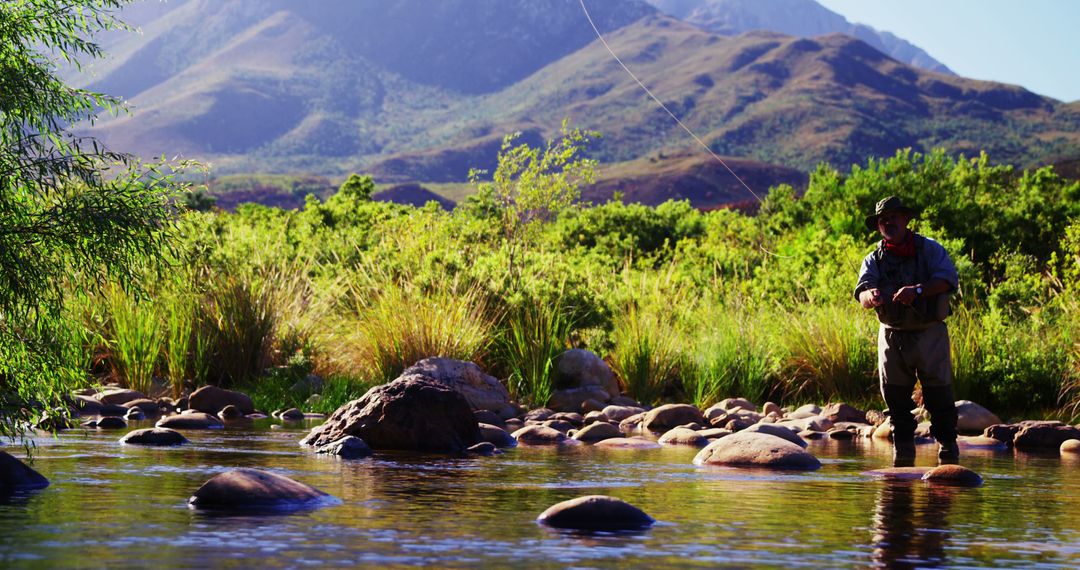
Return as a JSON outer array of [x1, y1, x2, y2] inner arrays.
[[645, 0, 953, 74]]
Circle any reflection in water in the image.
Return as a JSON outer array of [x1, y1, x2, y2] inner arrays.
[[871, 482, 956, 568]]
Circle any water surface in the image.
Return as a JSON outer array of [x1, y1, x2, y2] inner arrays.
[[2, 420, 1079, 568]]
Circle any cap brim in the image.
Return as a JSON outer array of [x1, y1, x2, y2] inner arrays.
[[865, 207, 917, 232]]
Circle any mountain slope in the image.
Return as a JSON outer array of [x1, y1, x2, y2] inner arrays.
[[77, 1, 1080, 209], [644, 0, 952, 74], [376, 15, 1075, 174]]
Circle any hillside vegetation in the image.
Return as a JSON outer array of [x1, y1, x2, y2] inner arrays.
[[52, 126, 1080, 421]]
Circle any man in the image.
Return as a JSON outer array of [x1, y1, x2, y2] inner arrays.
[[854, 196, 960, 464]]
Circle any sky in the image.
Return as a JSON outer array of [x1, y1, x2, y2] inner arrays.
[[816, 0, 1080, 102]]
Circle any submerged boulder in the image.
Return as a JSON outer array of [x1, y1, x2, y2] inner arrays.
[[315, 436, 372, 459], [188, 386, 255, 415], [922, 464, 983, 487], [537, 495, 654, 531], [156, 413, 224, 430], [693, 431, 820, 470], [120, 428, 188, 446], [188, 468, 331, 510], [862, 466, 931, 480], [593, 437, 661, 450], [657, 427, 708, 447], [511, 425, 576, 446], [479, 423, 517, 448], [0, 451, 50, 493], [300, 374, 481, 453], [401, 357, 512, 414]]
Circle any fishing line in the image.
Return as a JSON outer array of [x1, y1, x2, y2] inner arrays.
[[578, 0, 790, 259], [577, 0, 764, 204]]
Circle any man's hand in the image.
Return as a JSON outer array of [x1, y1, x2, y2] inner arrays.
[[860, 288, 884, 308], [892, 286, 919, 306]]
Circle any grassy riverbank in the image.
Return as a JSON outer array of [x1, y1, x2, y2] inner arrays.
[[46, 141, 1080, 422]]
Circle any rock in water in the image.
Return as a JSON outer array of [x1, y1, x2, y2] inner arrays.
[[315, 436, 372, 459], [693, 431, 821, 470], [743, 423, 808, 448], [511, 425, 576, 446], [537, 495, 654, 531], [642, 404, 705, 432], [922, 464, 984, 487], [300, 374, 481, 453], [188, 385, 255, 415], [0, 451, 50, 493], [478, 424, 517, 448], [156, 413, 224, 430], [188, 468, 331, 510], [1061, 439, 1080, 454], [120, 428, 188, 446]]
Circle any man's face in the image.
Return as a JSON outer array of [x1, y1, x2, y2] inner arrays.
[[876, 210, 911, 243]]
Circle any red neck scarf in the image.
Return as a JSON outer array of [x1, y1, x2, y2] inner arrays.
[[884, 232, 916, 257]]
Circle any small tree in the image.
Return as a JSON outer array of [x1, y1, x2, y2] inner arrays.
[[0, 0, 187, 439], [469, 120, 597, 282]]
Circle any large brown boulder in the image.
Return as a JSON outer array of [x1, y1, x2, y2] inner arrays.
[[188, 385, 255, 415], [983, 421, 1066, 446], [642, 404, 705, 433], [188, 468, 332, 510], [537, 495, 654, 531], [1014, 423, 1080, 450], [300, 374, 481, 453], [693, 431, 820, 470], [0, 451, 50, 492], [553, 349, 620, 400], [401, 358, 512, 414], [821, 402, 867, 424]]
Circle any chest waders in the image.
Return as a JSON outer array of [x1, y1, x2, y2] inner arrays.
[[873, 236, 959, 464]]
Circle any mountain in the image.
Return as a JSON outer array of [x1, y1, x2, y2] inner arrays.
[[644, 0, 952, 74], [75, 0, 1080, 210], [368, 15, 1078, 173]]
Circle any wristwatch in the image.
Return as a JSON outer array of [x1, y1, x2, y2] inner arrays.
[[915, 285, 923, 297]]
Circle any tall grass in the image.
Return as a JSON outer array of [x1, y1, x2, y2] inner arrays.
[[332, 278, 496, 385], [162, 288, 196, 398], [202, 272, 278, 386], [499, 300, 574, 408], [610, 274, 690, 406], [104, 285, 163, 395], [774, 303, 877, 402], [685, 302, 775, 408]]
